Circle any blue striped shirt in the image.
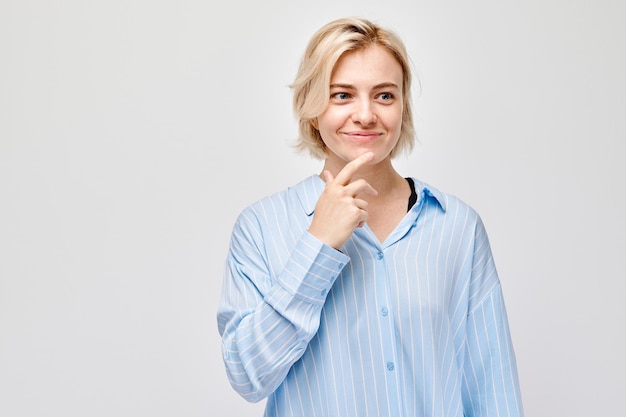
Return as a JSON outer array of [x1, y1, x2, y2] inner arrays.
[[217, 174, 523, 417]]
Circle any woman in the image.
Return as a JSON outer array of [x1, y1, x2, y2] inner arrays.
[[218, 17, 523, 417]]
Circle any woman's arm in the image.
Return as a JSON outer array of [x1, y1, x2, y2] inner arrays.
[[217, 215, 348, 403], [461, 217, 524, 416], [461, 285, 524, 416]]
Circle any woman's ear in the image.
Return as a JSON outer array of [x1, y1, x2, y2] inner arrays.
[[310, 118, 319, 130]]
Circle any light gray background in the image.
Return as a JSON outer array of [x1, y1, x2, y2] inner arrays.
[[1, 0, 624, 416]]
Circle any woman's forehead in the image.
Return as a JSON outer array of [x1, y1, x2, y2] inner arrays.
[[331, 45, 403, 87]]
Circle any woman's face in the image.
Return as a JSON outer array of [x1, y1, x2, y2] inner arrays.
[[315, 45, 404, 168]]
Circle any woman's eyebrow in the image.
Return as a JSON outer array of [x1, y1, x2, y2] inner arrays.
[[372, 82, 400, 90], [329, 82, 399, 90], [329, 83, 355, 89]]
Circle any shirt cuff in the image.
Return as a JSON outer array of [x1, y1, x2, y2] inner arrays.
[[275, 231, 350, 305]]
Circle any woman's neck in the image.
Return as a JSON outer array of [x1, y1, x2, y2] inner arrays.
[[320, 155, 411, 243], [321, 156, 405, 199]]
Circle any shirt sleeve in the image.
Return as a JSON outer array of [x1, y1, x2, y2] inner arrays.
[[217, 211, 349, 403], [461, 216, 524, 416], [461, 285, 524, 416]]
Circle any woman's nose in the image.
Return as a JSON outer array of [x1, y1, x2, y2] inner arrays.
[[351, 101, 377, 126]]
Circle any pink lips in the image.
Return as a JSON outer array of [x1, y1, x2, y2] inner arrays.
[[342, 131, 382, 143]]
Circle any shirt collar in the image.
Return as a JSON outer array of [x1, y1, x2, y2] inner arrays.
[[410, 177, 447, 212], [294, 175, 326, 216], [293, 174, 447, 216]]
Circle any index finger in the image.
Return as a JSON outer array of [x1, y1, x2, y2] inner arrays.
[[333, 152, 374, 185]]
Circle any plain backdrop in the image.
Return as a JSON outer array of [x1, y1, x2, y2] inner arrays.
[[1, 0, 625, 416]]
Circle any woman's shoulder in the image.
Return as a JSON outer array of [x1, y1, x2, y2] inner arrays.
[[409, 177, 481, 222], [235, 175, 323, 225]]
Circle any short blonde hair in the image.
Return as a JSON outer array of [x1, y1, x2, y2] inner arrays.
[[291, 17, 415, 159]]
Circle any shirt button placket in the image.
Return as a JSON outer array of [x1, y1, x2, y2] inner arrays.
[[373, 247, 401, 414]]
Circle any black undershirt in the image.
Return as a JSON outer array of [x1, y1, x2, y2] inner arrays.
[[406, 177, 418, 211]]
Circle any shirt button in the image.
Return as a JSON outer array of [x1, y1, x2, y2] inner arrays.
[[386, 362, 395, 371], [380, 307, 388, 317], [320, 289, 327, 296], [376, 252, 383, 260]]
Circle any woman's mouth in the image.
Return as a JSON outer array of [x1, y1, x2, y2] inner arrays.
[[342, 131, 382, 142]]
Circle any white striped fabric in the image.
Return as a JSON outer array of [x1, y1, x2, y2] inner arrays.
[[217, 175, 524, 417]]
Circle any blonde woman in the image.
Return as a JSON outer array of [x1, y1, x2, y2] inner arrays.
[[218, 17, 523, 417]]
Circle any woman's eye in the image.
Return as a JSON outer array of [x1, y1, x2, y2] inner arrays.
[[378, 92, 394, 101], [331, 92, 351, 101]]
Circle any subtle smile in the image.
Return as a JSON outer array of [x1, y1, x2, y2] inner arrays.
[[341, 131, 383, 142]]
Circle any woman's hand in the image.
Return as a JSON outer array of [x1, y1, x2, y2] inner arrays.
[[308, 152, 378, 250]]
